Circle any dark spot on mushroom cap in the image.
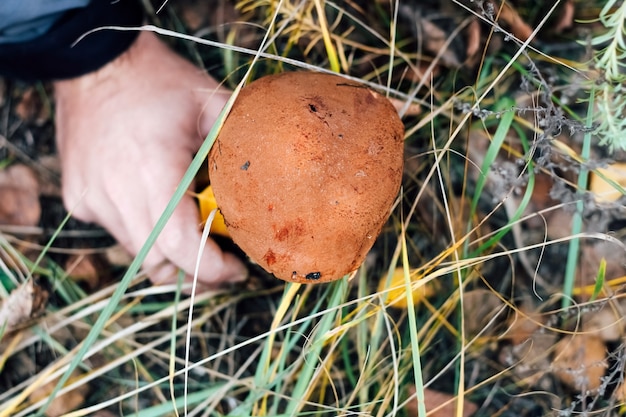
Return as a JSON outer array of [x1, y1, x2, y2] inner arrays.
[[263, 249, 276, 266], [306, 272, 321, 280]]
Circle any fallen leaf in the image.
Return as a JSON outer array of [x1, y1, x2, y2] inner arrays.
[[0, 280, 48, 332], [406, 386, 478, 417], [401, 59, 442, 85], [526, 173, 574, 240], [464, 18, 482, 67], [545, 207, 573, 240], [553, 0, 575, 33], [614, 380, 626, 401], [576, 242, 626, 301], [462, 289, 505, 339], [388, 97, 421, 116], [582, 303, 626, 342], [35, 155, 62, 197], [499, 302, 557, 388], [503, 303, 544, 346], [0, 282, 34, 331], [178, 0, 211, 31], [377, 267, 437, 309], [418, 17, 462, 68], [589, 163, 626, 203], [494, 1, 534, 42], [65, 254, 102, 290], [0, 164, 41, 226], [553, 334, 608, 392], [29, 370, 90, 417], [15, 87, 50, 125]]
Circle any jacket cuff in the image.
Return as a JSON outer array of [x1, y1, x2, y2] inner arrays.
[[0, 0, 144, 81]]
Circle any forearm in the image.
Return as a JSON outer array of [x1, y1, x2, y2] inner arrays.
[[0, 0, 144, 81]]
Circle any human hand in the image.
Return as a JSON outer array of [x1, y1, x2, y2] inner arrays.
[[53, 31, 247, 289]]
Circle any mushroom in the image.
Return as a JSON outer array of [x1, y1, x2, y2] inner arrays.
[[209, 72, 404, 283]]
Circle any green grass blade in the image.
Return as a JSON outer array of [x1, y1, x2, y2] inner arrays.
[[136, 385, 224, 417], [590, 258, 606, 302], [469, 97, 515, 218], [285, 278, 348, 416], [401, 233, 426, 417], [471, 122, 535, 255], [562, 88, 595, 309]]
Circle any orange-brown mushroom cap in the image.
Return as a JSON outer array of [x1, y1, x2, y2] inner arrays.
[[209, 72, 404, 283]]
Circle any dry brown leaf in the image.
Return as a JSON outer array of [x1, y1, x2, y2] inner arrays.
[[524, 172, 575, 240], [0, 164, 41, 227], [495, 1, 534, 42], [577, 242, 626, 301], [178, 0, 211, 31], [553, 334, 608, 392], [582, 303, 626, 342], [406, 386, 478, 417], [29, 370, 90, 417], [554, 0, 575, 33], [388, 97, 421, 116], [0, 280, 48, 332], [464, 18, 482, 67], [15, 87, 50, 125], [545, 207, 573, 240], [503, 303, 545, 346], [418, 17, 462, 68], [463, 289, 505, 339], [589, 163, 626, 203], [65, 254, 101, 290], [614, 381, 626, 401], [401, 59, 442, 84], [528, 172, 556, 212], [499, 302, 557, 388], [35, 155, 62, 197], [0, 281, 34, 331]]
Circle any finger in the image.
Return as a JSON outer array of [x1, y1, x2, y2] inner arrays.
[[100, 197, 189, 290], [63, 183, 181, 289], [153, 193, 247, 286], [88, 175, 177, 283]]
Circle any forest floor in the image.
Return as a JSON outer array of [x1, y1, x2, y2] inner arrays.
[[2, 1, 626, 416]]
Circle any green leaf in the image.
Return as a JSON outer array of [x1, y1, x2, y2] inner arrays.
[[590, 258, 607, 302]]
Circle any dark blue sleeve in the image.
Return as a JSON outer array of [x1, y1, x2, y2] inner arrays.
[[0, 0, 144, 81], [0, 0, 91, 43]]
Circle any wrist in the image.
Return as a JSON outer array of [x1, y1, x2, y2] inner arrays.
[[53, 30, 156, 92]]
